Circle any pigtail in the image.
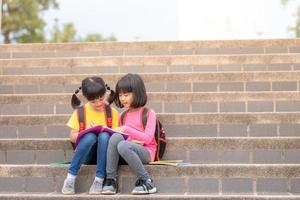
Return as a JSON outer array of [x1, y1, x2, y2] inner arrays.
[[71, 87, 82, 109], [105, 84, 116, 105]]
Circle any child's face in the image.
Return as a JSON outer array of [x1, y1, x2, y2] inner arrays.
[[119, 92, 133, 109], [89, 96, 105, 112]]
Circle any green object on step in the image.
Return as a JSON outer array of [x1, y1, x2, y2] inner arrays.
[[48, 161, 71, 166]]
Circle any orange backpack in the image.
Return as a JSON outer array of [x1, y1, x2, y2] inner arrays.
[[71, 104, 112, 150]]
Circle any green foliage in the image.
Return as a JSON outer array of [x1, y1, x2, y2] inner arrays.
[[83, 33, 117, 42], [288, 6, 300, 37], [49, 19, 77, 42], [281, 0, 300, 37], [48, 19, 117, 43], [281, 0, 289, 6], [1, 0, 59, 43], [1, 0, 117, 43]]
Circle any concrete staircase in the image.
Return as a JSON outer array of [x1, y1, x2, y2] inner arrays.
[[1, 39, 300, 199]]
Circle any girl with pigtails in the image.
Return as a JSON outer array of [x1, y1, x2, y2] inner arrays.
[[62, 76, 119, 195]]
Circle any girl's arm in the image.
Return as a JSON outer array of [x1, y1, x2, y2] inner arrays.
[[122, 110, 157, 145], [69, 129, 79, 143]]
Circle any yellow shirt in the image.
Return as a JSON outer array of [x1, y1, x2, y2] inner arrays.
[[67, 103, 119, 131]]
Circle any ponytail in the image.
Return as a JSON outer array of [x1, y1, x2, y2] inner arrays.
[[71, 87, 82, 109], [105, 84, 116, 105]]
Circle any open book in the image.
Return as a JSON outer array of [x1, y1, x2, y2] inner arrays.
[[149, 160, 191, 166], [75, 126, 129, 147]]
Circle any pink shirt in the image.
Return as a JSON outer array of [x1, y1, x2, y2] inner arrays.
[[120, 107, 157, 161]]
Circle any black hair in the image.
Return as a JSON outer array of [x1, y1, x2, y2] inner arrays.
[[114, 73, 147, 108], [71, 76, 115, 109]]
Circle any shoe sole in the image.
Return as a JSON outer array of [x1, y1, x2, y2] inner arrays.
[[101, 190, 117, 195], [131, 187, 157, 195], [89, 191, 102, 195], [61, 191, 75, 195]]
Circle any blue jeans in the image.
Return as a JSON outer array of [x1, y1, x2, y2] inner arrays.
[[68, 132, 110, 178]]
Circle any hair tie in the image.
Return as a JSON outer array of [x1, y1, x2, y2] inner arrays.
[[75, 86, 82, 94], [105, 84, 111, 91]]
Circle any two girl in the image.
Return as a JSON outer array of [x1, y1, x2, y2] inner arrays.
[[62, 73, 157, 195]]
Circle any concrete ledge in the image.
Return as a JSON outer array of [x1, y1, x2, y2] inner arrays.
[[1, 138, 300, 164], [1, 54, 300, 69], [1, 92, 300, 104], [1, 164, 300, 177], [0, 38, 299, 53], [0, 193, 299, 200], [1, 113, 300, 125], [1, 164, 300, 194], [2, 71, 300, 85], [1, 138, 300, 150]]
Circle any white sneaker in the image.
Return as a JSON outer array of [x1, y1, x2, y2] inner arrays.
[[61, 178, 75, 195], [131, 178, 157, 195], [89, 179, 103, 195]]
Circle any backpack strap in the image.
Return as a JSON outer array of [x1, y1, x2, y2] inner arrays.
[[141, 107, 149, 129], [120, 110, 128, 126], [121, 107, 149, 128], [104, 104, 112, 128], [72, 105, 86, 150], [77, 105, 86, 131]]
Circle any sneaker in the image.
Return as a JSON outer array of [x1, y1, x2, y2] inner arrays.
[[131, 178, 157, 195], [101, 178, 117, 195], [61, 178, 75, 195], [89, 179, 103, 195]]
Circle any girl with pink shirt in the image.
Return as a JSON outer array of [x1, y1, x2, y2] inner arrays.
[[101, 73, 157, 195]]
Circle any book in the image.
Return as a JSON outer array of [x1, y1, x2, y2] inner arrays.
[[149, 160, 191, 166], [131, 140, 144, 145], [75, 125, 129, 147]]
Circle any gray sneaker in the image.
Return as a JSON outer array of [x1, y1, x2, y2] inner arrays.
[[101, 179, 117, 195], [132, 178, 157, 195], [89, 179, 103, 195], [61, 178, 75, 195]]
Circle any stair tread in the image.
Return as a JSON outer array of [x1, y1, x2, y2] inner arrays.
[[1, 164, 300, 176], [0, 193, 300, 199], [1, 112, 300, 125], [1, 137, 300, 150], [1, 91, 300, 103]]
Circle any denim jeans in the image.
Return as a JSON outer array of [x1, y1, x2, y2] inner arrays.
[[68, 132, 110, 178]]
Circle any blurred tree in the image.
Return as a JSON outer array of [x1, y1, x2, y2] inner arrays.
[[1, 0, 59, 43], [49, 18, 117, 42], [281, 0, 300, 37], [49, 19, 77, 42], [83, 33, 117, 42], [1, 0, 117, 43]]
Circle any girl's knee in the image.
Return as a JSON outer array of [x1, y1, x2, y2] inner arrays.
[[80, 133, 97, 145], [117, 141, 131, 155], [98, 131, 110, 142], [108, 133, 124, 146]]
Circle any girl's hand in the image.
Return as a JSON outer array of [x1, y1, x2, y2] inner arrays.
[[115, 126, 125, 133], [70, 129, 79, 143], [87, 122, 95, 129], [131, 140, 144, 145]]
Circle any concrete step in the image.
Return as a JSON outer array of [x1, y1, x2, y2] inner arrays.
[[0, 194, 300, 200], [0, 39, 299, 59], [1, 72, 300, 94], [1, 54, 300, 75], [1, 138, 300, 164], [1, 92, 300, 115], [1, 113, 300, 138], [1, 113, 300, 126], [0, 164, 300, 194]]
